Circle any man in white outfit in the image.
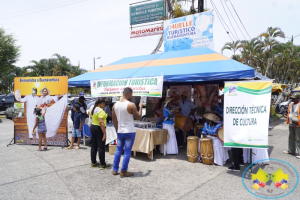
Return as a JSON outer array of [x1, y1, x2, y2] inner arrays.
[[18, 88, 39, 139], [111, 87, 143, 178]]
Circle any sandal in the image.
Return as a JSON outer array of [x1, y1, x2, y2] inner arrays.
[[37, 148, 42, 151], [66, 146, 73, 149], [75, 146, 80, 150], [43, 147, 48, 150]]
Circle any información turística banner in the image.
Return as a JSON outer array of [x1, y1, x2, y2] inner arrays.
[[223, 81, 272, 149], [164, 11, 213, 52], [90, 76, 164, 97]]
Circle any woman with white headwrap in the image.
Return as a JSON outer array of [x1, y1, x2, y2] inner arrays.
[[38, 87, 58, 108], [159, 97, 178, 154]]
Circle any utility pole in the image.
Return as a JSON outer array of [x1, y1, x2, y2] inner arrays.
[[198, 0, 204, 13], [93, 57, 101, 70], [93, 57, 95, 70]]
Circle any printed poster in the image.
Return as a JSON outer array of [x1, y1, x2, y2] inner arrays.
[[170, 85, 192, 109], [14, 76, 68, 146], [90, 76, 164, 97], [164, 11, 213, 52], [223, 81, 272, 148], [194, 84, 219, 115]]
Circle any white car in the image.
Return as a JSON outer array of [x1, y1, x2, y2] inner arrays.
[[68, 110, 73, 132]]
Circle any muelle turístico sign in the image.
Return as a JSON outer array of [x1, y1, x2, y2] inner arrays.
[[90, 76, 164, 97]]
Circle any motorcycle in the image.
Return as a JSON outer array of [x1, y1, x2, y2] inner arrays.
[[282, 104, 289, 118]]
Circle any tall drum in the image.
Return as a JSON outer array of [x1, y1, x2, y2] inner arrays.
[[175, 114, 193, 132], [187, 136, 199, 162], [217, 127, 224, 143], [200, 137, 214, 165]]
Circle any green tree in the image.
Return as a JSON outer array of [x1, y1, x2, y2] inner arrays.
[[0, 28, 21, 93], [221, 27, 300, 85]]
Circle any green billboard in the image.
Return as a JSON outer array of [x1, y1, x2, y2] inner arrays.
[[130, 1, 165, 25]]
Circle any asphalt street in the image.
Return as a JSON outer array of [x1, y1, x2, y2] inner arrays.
[[0, 117, 299, 200]]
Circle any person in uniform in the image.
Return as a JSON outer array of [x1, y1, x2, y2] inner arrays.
[[283, 93, 300, 159]]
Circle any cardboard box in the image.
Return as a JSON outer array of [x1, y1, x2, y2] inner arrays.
[[109, 144, 117, 155]]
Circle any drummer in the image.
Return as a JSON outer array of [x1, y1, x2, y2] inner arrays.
[[199, 113, 229, 166], [177, 91, 197, 147]]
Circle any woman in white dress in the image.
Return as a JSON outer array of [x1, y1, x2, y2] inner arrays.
[[160, 98, 178, 154]]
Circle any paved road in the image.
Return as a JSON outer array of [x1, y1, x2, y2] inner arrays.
[[0, 118, 299, 199]]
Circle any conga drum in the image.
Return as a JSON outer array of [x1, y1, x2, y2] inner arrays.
[[175, 114, 193, 132], [200, 137, 214, 165], [217, 127, 224, 143], [187, 136, 199, 162]]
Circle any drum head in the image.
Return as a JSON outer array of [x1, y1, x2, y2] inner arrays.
[[200, 137, 213, 141], [217, 127, 224, 143], [187, 136, 199, 140], [15, 89, 21, 101]]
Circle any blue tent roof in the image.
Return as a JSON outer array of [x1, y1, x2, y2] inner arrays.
[[68, 48, 255, 87]]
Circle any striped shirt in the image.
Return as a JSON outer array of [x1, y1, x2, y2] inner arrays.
[[202, 122, 222, 135]]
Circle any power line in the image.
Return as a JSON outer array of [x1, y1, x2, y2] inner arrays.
[[211, 0, 237, 40], [223, 0, 247, 40], [228, 0, 251, 39], [257, 0, 273, 25], [219, 0, 239, 40], [210, 0, 236, 41], [210, 0, 234, 42], [0, 0, 84, 17], [0, 0, 87, 20], [130, 37, 145, 56]]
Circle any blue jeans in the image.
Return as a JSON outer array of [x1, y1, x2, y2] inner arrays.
[[113, 133, 136, 172]]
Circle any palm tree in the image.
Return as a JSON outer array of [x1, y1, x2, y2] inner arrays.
[[240, 38, 263, 69], [259, 27, 285, 76], [221, 41, 242, 56]]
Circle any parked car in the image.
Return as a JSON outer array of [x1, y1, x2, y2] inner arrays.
[[0, 94, 15, 114], [276, 99, 292, 114], [5, 106, 14, 120], [68, 97, 95, 111]]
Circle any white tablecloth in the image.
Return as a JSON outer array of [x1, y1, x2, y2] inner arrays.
[[106, 125, 117, 145]]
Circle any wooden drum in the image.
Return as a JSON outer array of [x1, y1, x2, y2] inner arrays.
[[187, 136, 199, 162], [175, 114, 193, 132], [200, 137, 214, 165], [217, 127, 224, 143]]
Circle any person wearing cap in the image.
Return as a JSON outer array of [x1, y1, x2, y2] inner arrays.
[[17, 87, 40, 139], [199, 113, 229, 166], [283, 93, 300, 159], [71, 94, 87, 122], [177, 91, 196, 147], [159, 97, 178, 154]]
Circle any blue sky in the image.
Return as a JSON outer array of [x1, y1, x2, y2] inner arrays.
[[0, 0, 299, 71]]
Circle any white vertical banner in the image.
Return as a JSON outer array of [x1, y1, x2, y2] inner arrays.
[[223, 81, 272, 148]]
